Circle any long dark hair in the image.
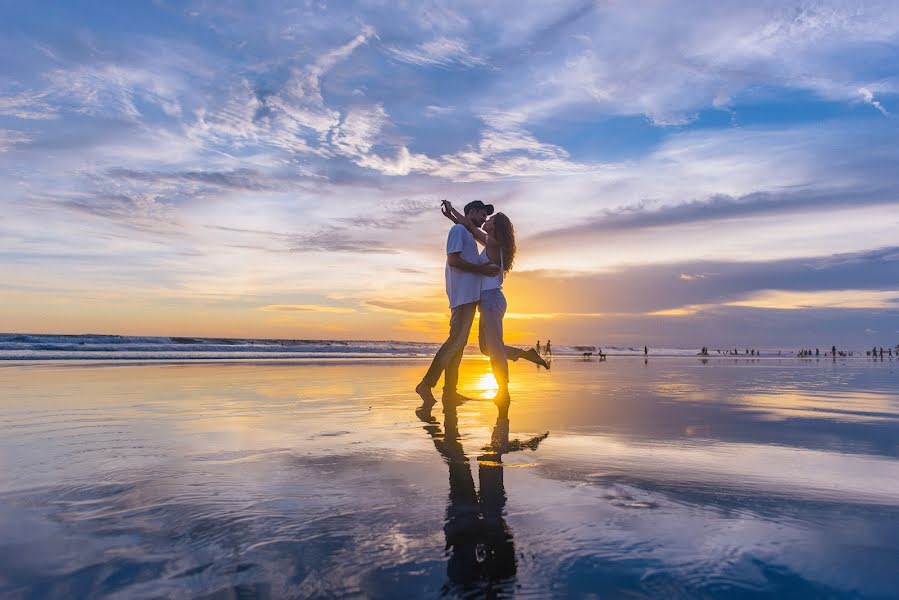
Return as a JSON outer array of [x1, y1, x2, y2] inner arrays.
[[492, 212, 516, 272]]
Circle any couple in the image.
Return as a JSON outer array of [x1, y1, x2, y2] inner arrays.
[[415, 199, 549, 414]]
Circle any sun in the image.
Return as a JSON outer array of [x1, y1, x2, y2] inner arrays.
[[474, 372, 498, 398]]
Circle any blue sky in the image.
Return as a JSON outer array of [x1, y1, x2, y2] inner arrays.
[[1, 1, 898, 346]]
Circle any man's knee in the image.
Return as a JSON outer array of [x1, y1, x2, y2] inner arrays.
[[446, 333, 469, 356]]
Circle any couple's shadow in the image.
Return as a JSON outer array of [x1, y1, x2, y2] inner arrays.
[[417, 401, 548, 597]]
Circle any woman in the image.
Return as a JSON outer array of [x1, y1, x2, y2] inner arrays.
[[441, 201, 549, 406]]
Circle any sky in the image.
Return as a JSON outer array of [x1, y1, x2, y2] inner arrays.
[[1, 0, 898, 347]]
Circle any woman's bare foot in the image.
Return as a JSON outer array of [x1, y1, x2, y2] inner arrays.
[[521, 348, 550, 369], [492, 392, 511, 419]]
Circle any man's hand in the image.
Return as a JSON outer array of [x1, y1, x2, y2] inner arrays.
[[479, 263, 500, 277], [447, 253, 500, 276]]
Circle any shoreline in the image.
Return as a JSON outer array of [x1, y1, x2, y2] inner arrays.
[[1, 355, 895, 368]]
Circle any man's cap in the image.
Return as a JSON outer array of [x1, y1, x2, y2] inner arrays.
[[464, 200, 494, 215]]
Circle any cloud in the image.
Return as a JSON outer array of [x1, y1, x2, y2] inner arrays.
[[534, 187, 899, 244], [355, 145, 438, 176], [424, 105, 454, 116], [333, 198, 435, 229], [361, 294, 446, 315], [0, 91, 58, 120], [107, 167, 278, 192], [725, 289, 899, 310], [204, 224, 400, 254], [43, 63, 183, 120], [39, 190, 183, 236], [858, 87, 890, 116], [474, 0, 899, 126], [287, 229, 398, 254], [331, 104, 389, 157], [257, 304, 355, 313], [354, 119, 592, 181], [265, 26, 377, 139], [387, 37, 485, 68], [501, 245, 899, 316], [0, 130, 32, 152]]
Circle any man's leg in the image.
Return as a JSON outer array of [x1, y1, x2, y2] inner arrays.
[[442, 303, 476, 396], [417, 302, 476, 402]]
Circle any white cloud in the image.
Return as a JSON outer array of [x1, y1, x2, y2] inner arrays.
[[387, 37, 485, 67], [726, 289, 899, 310], [331, 104, 389, 156], [472, 0, 899, 126], [0, 91, 58, 120], [424, 105, 454, 116], [858, 87, 889, 116], [355, 146, 437, 176], [0, 130, 32, 152]]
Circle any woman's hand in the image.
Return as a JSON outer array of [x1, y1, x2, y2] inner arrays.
[[441, 200, 459, 223]]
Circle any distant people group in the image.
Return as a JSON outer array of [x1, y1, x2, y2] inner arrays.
[[536, 339, 552, 358], [867, 346, 894, 358]]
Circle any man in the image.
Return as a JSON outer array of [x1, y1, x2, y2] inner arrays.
[[416, 200, 500, 407]]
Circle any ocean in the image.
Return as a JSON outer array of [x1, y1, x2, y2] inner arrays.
[[0, 333, 857, 361]]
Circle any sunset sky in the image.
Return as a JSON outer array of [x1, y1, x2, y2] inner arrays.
[[2, 1, 898, 346]]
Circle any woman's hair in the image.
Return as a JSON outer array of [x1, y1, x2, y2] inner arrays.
[[492, 212, 516, 272]]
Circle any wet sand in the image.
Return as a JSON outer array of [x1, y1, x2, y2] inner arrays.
[[1, 357, 898, 598]]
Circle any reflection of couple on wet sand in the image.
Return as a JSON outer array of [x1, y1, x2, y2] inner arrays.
[[415, 199, 549, 413], [419, 401, 548, 595]]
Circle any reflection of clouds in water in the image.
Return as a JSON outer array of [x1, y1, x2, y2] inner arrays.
[[539, 434, 899, 505], [736, 390, 899, 423], [2, 359, 898, 597], [504, 465, 899, 597]]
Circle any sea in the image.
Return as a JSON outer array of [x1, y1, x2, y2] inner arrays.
[[0, 332, 836, 361]]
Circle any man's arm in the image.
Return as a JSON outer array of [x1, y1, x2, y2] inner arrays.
[[447, 252, 500, 276]]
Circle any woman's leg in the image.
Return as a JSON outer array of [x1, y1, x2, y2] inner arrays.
[[505, 345, 525, 361], [479, 310, 526, 365], [480, 291, 510, 401], [516, 346, 550, 369]]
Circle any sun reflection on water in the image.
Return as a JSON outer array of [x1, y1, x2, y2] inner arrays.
[[473, 371, 499, 398]]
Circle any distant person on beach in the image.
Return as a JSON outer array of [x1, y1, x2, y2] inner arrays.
[[644, 346, 648, 357], [544, 340, 552, 357], [536, 340, 542, 355], [442, 200, 549, 407], [416, 201, 499, 408]]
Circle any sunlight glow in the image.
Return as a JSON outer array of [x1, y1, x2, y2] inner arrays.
[[474, 372, 499, 398]]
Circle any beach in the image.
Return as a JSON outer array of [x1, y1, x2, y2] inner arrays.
[[1, 357, 897, 598]]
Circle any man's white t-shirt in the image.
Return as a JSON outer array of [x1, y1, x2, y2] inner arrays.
[[445, 224, 482, 308]]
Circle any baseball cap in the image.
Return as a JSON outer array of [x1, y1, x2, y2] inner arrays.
[[463, 200, 495, 215]]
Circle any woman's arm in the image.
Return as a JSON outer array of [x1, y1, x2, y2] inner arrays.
[[442, 201, 489, 246], [440, 200, 460, 225]]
